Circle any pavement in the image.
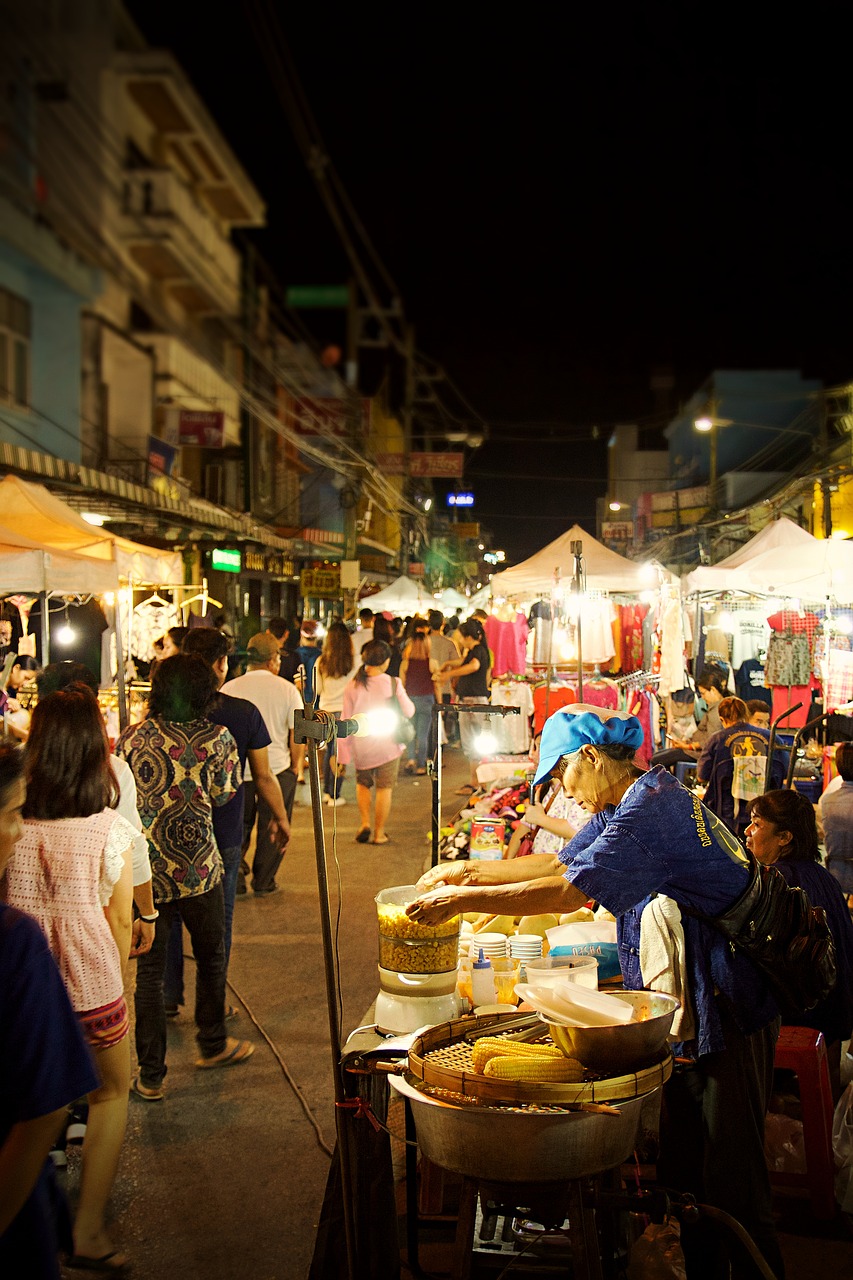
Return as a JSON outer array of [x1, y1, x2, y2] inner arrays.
[[54, 744, 853, 1279]]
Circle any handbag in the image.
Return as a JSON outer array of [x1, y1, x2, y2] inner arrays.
[[516, 782, 560, 857], [389, 682, 415, 746], [684, 850, 837, 1019]]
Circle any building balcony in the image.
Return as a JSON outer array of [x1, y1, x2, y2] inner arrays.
[[112, 50, 266, 230], [118, 168, 240, 315], [137, 332, 241, 447]]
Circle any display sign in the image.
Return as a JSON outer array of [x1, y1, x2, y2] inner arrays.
[[282, 395, 370, 439], [300, 567, 341, 597], [374, 452, 407, 474], [340, 560, 360, 589], [410, 452, 464, 478], [211, 548, 242, 573], [243, 550, 295, 576], [161, 408, 226, 448], [447, 492, 474, 507], [601, 521, 634, 542], [285, 285, 350, 309], [453, 522, 481, 539], [147, 434, 176, 477]]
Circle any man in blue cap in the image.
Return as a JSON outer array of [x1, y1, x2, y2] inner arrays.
[[409, 706, 783, 1280]]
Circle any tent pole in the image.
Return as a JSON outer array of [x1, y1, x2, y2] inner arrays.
[[39, 591, 49, 666], [113, 594, 129, 732]]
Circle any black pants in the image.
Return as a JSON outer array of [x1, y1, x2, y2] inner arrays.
[[243, 767, 297, 893], [658, 998, 784, 1280], [135, 883, 227, 1087]]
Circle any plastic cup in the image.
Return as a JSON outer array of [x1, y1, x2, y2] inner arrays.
[[491, 957, 522, 1005], [509, 934, 544, 959], [523, 955, 599, 990]]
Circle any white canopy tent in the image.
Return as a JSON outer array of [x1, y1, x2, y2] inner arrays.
[[0, 475, 183, 585], [491, 524, 657, 597], [360, 575, 433, 615], [435, 587, 469, 612], [0, 524, 119, 594], [684, 518, 853, 602]]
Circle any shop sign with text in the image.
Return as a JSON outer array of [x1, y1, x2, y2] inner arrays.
[[300, 567, 341, 596], [410, 452, 464, 478]]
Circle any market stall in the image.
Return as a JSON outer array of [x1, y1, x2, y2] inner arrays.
[[359, 574, 432, 615]]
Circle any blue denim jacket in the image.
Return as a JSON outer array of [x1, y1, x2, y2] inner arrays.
[[558, 767, 777, 1057]]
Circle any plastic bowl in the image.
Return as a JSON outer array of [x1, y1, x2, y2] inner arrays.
[[545, 990, 679, 1072]]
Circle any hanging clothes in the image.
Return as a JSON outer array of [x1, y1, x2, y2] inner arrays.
[[765, 609, 820, 730], [532, 683, 577, 735], [657, 595, 687, 697], [483, 611, 529, 677], [490, 680, 534, 752]]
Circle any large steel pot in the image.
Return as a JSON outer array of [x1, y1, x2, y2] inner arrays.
[[390, 1073, 649, 1183]]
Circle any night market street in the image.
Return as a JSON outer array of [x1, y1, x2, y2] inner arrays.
[[48, 744, 852, 1280]]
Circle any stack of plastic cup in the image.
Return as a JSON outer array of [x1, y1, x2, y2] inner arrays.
[[468, 932, 509, 961], [523, 954, 599, 990]]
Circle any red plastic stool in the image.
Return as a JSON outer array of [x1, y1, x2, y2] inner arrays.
[[770, 1026, 836, 1219]]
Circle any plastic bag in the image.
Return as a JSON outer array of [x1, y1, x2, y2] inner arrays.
[[764, 1111, 806, 1173], [627, 1219, 686, 1280], [832, 1081, 853, 1211]]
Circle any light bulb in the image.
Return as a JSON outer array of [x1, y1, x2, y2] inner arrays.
[[57, 625, 75, 645], [473, 729, 498, 755], [358, 706, 398, 738]]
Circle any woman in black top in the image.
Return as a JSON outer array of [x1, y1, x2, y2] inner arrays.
[[434, 619, 491, 794], [372, 616, 402, 678]]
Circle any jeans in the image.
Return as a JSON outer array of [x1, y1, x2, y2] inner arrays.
[[243, 768, 297, 893], [407, 695, 435, 770], [135, 883, 227, 1087], [164, 843, 242, 1007], [323, 712, 342, 797]]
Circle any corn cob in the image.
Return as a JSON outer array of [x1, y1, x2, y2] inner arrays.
[[483, 1054, 586, 1082], [471, 1036, 563, 1074]]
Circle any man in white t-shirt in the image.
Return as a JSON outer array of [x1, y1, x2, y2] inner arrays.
[[222, 633, 304, 895], [351, 608, 374, 666]]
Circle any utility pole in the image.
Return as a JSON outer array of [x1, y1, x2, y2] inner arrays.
[[399, 322, 416, 575], [240, 242, 257, 515]]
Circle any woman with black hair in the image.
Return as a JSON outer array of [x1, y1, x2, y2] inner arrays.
[[338, 641, 414, 845], [747, 787, 853, 1100], [0, 740, 100, 1278], [433, 619, 492, 795], [6, 689, 143, 1271], [116, 655, 251, 1098]]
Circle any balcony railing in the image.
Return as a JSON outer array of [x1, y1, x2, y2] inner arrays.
[[118, 168, 240, 315]]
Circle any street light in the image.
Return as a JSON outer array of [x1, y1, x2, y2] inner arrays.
[[608, 500, 623, 512], [692, 413, 814, 507]]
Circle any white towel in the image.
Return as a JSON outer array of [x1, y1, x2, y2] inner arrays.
[[639, 896, 696, 1042]]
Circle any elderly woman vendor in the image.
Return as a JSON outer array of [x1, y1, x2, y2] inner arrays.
[[409, 708, 783, 1280]]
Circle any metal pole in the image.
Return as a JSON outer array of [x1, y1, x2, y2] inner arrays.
[[299, 710, 358, 1280], [430, 702, 443, 869], [113, 594, 129, 732]]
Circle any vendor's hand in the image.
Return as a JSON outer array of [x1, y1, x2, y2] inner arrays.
[[415, 861, 470, 892], [523, 803, 549, 827], [129, 919, 155, 957], [5, 697, 21, 713], [406, 885, 466, 926]]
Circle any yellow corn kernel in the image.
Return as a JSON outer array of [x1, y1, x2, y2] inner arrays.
[[483, 1054, 586, 1082], [471, 1036, 563, 1074]]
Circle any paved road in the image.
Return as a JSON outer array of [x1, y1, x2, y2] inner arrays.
[[66, 745, 472, 1280]]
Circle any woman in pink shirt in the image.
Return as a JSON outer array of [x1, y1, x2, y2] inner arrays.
[[338, 640, 415, 846], [6, 687, 142, 1272]]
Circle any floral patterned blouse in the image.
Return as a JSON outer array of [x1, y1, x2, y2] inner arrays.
[[116, 717, 240, 903]]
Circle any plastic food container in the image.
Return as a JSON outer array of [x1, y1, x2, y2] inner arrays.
[[375, 885, 461, 974]]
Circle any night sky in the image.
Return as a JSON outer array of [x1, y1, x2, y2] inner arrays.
[[126, 3, 851, 563]]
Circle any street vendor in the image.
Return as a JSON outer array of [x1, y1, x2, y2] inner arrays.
[[408, 706, 783, 1280]]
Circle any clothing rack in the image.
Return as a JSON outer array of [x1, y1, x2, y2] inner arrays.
[[614, 669, 660, 690]]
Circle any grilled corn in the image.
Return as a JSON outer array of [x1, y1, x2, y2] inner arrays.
[[471, 1036, 563, 1074], [483, 1054, 586, 1082]]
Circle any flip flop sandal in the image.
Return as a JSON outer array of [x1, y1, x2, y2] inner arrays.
[[371, 835, 391, 845], [130, 1075, 164, 1102], [455, 784, 477, 796], [65, 1251, 130, 1274], [355, 827, 371, 843], [196, 1039, 254, 1069]]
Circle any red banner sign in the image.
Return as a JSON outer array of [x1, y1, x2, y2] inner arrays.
[[409, 452, 464, 478], [175, 410, 225, 448]]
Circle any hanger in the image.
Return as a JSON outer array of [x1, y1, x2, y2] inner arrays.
[[179, 579, 222, 619], [135, 590, 172, 609]]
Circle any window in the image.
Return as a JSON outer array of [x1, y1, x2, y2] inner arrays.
[[0, 286, 30, 407]]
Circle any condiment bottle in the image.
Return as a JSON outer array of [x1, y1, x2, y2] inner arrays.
[[471, 948, 497, 1007]]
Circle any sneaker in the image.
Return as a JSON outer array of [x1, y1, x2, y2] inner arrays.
[[164, 1003, 180, 1018], [65, 1105, 88, 1145], [324, 795, 334, 806], [49, 1146, 67, 1170], [332, 796, 346, 807]]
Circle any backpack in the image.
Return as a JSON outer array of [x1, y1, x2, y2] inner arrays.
[[684, 849, 837, 1019]]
